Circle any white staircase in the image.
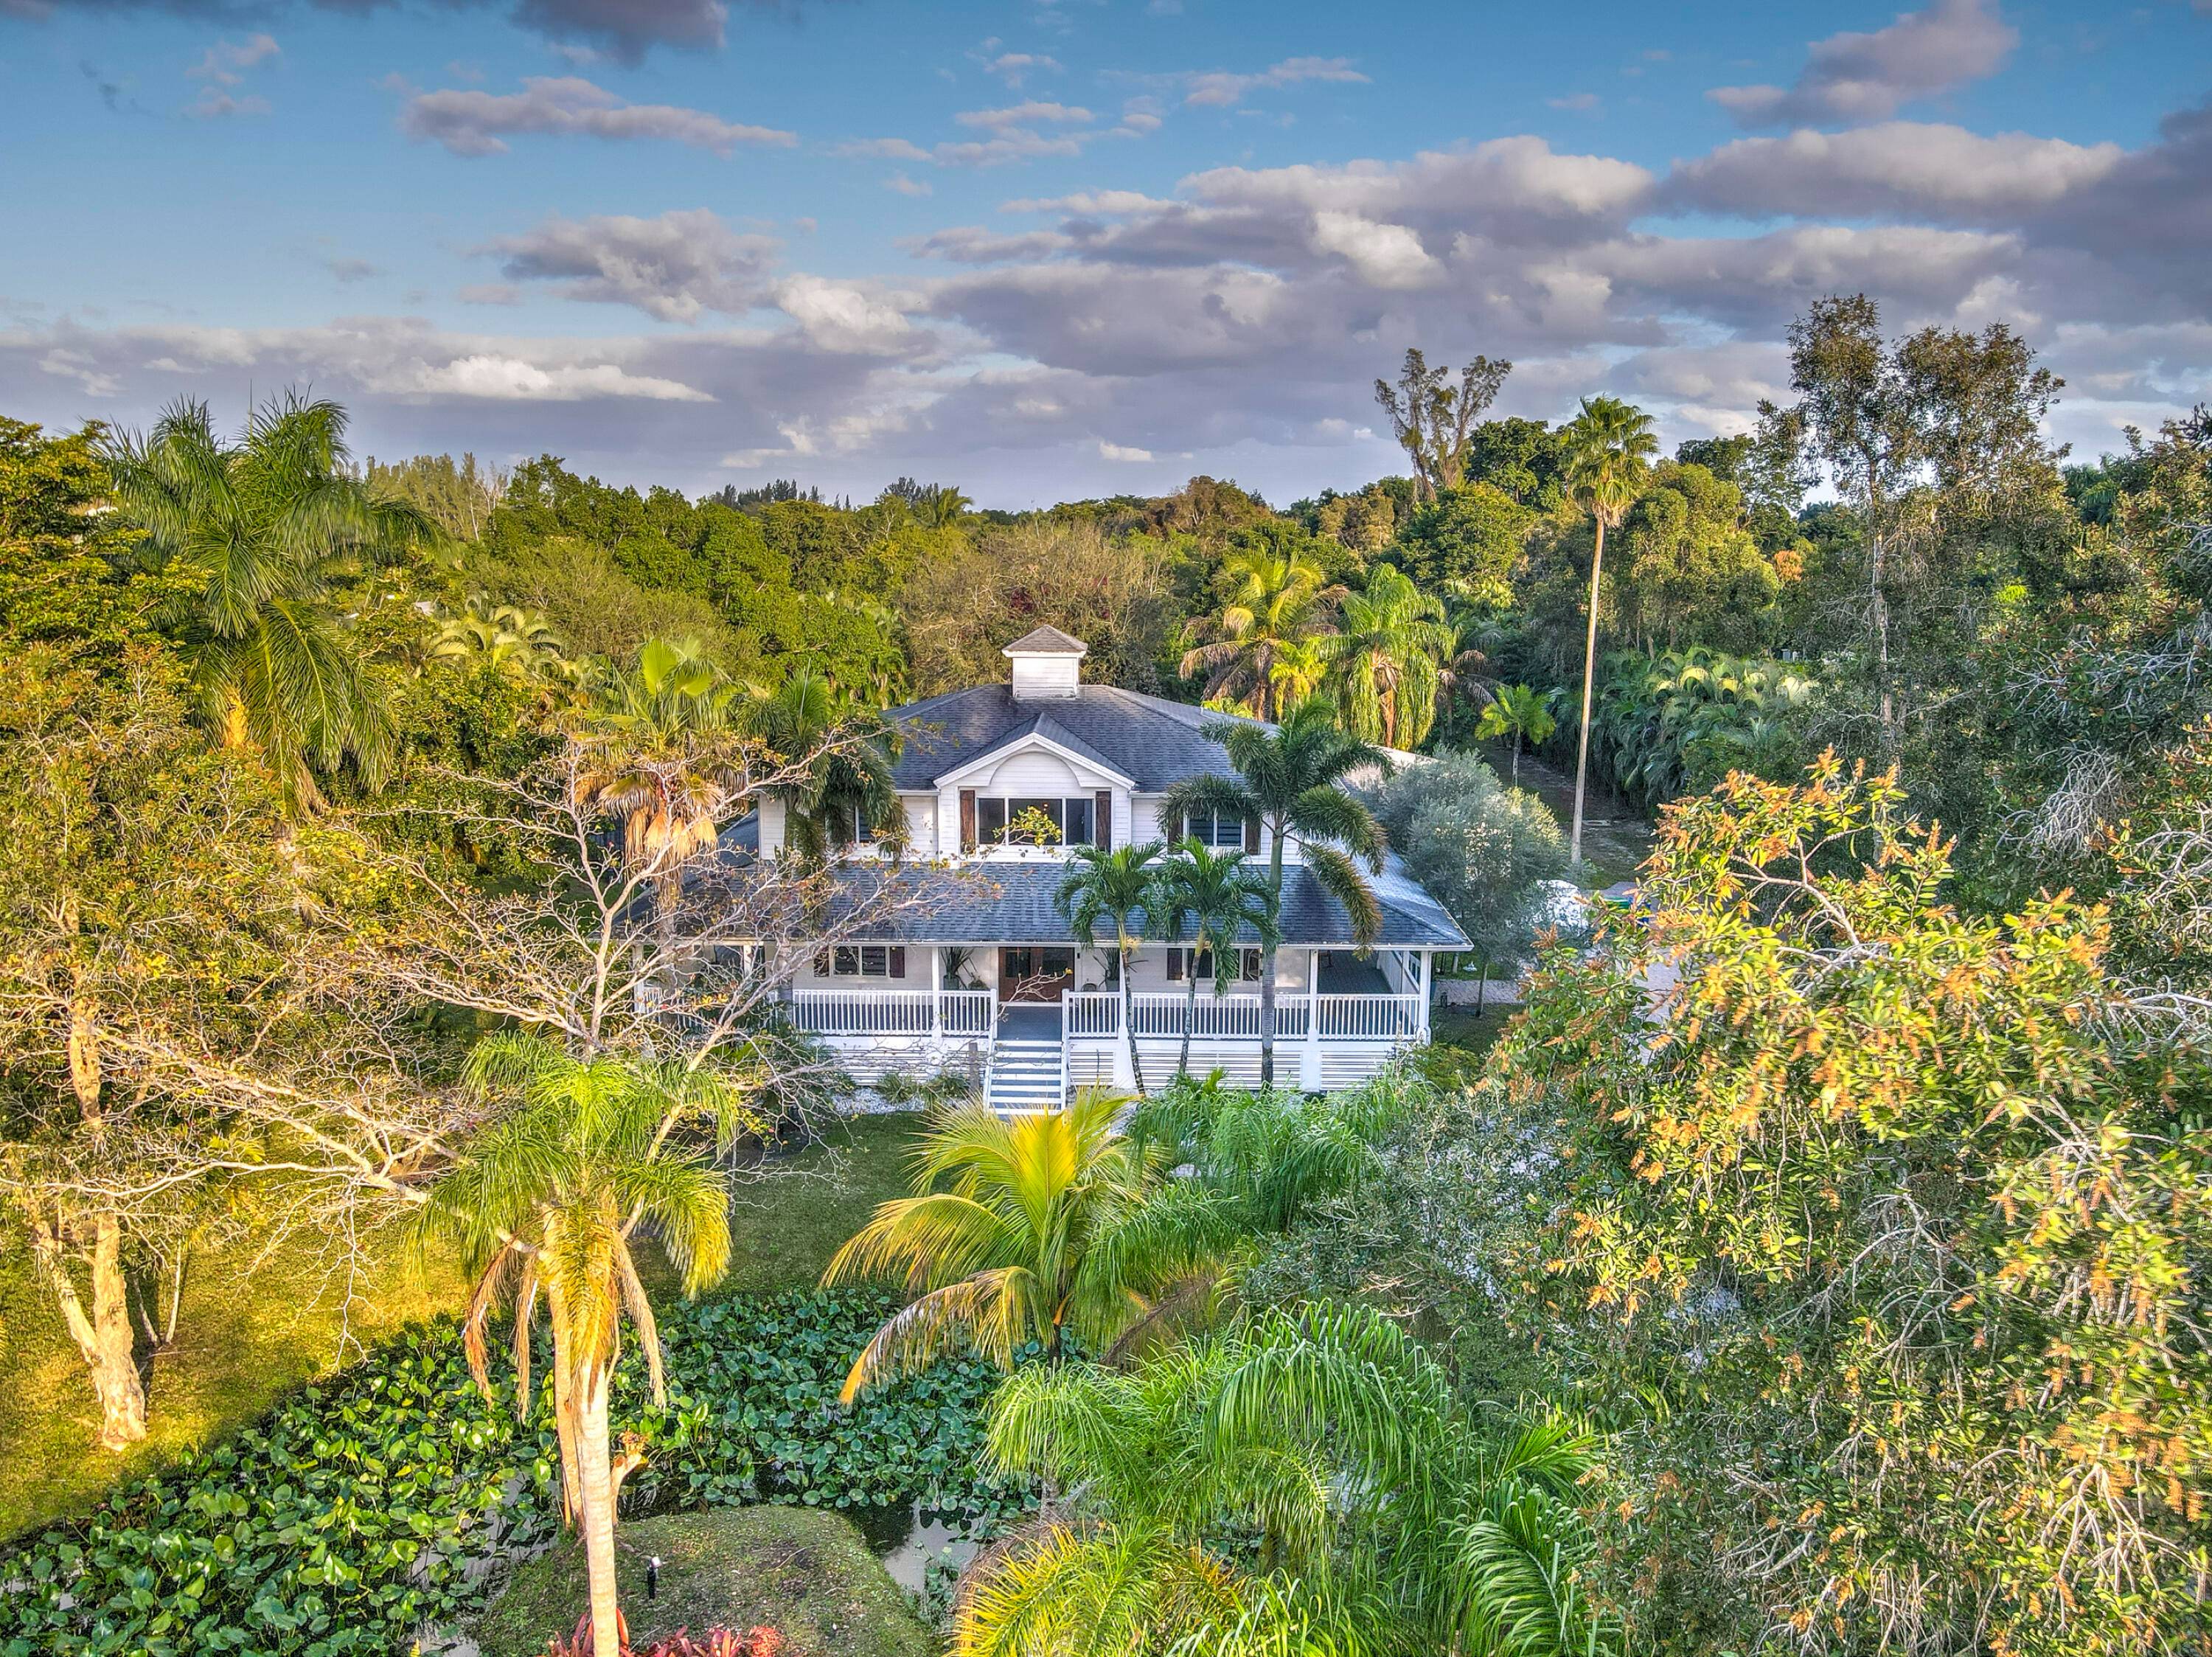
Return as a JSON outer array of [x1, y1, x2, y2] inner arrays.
[[985, 1038, 1065, 1113]]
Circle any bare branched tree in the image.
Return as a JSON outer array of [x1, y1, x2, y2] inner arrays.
[[1374, 348, 1512, 503]]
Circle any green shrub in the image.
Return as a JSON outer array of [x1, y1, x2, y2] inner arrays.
[[0, 1291, 1022, 1657]]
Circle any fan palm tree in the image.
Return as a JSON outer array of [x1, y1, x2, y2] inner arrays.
[[577, 636, 752, 962], [912, 483, 974, 529], [1180, 549, 1340, 722], [1476, 683, 1559, 783], [822, 1091, 1225, 1399], [1055, 842, 1172, 1097], [1160, 702, 1386, 1088], [1157, 841, 1279, 1080], [745, 663, 904, 861], [1561, 396, 1658, 864], [1320, 565, 1455, 749], [963, 1302, 1618, 1657], [428, 594, 572, 681], [100, 393, 434, 805], [412, 1033, 759, 1657]]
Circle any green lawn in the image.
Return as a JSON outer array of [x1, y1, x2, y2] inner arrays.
[[0, 1112, 928, 1543], [475, 1506, 935, 1657]]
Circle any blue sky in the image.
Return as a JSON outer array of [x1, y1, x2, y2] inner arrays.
[[1, 0, 2206, 505]]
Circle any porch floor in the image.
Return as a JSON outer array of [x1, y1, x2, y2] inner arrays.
[[1315, 956, 1392, 994], [995, 1003, 1063, 1040]]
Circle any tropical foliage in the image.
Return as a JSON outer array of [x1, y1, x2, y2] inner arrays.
[[0, 1292, 1018, 1656], [959, 1303, 1617, 1657], [823, 1093, 1225, 1397], [1585, 647, 1817, 807]]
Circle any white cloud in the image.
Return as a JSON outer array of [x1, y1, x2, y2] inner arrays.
[[1178, 55, 1369, 109], [1710, 0, 2017, 128], [977, 51, 1061, 88], [1309, 212, 1443, 289], [389, 355, 714, 401], [955, 100, 1091, 128], [1098, 439, 1155, 461], [186, 32, 278, 84], [883, 173, 933, 197], [397, 75, 796, 157], [775, 274, 915, 352], [1670, 122, 2125, 220], [472, 208, 779, 322], [1548, 92, 1599, 113]]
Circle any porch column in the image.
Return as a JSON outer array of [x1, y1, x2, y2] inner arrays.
[[930, 946, 944, 1040], [1416, 951, 1433, 1043], [1301, 945, 1323, 1091]]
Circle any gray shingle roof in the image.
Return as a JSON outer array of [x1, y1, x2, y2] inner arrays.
[[887, 684, 1261, 791], [1002, 625, 1088, 654], [814, 855, 1467, 948]]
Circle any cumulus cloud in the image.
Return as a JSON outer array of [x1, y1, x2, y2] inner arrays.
[[955, 100, 1092, 128], [186, 32, 277, 84], [394, 355, 713, 401], [472, 208, 779, 322], [883, 173, 933, 196], [1308, 212, 1443, 289], [1711, 0, 2017, 128], [396, 75, 796, 156], [1669, 122, 2125, 221], [774, 274, 917, 353], [840, 100, 1152, 170]]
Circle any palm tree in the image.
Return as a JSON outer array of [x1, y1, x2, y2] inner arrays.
[[1561, 395, 1658, 864], [1161, 702, 1386, 1089], [428, 594, 572, 681], [1476, 682, 1559, 783], [101, 394, 434, 804], [577, 636, 751, 962], [912, 483, 973, 529], [1179, 549, 1340, 722], [1157, 841, 1279, 1080], [1055, 843, 1171, 1097], [412, 1033, 757, 1657], [745, 663, 903, 861], [1321, 565, 1455, 749], [963, 1302, 1618, 1656], [822, 1091, 1223, 1399]]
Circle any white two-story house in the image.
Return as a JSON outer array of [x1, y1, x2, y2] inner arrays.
[[762, 626, 1467, 1111]]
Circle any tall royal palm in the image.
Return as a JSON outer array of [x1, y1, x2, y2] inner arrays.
[[1321, 565, 1455, 749], [1561, 395, 1657, 864], [413, 1033, 756, 1657], [823, 1091, 1221, 1398], [1055, 842, 1170, 1097], [745, 663, 903, 861], [1161, 702, 1385, 1089], [1180, 548, 1340, 722], [102, 394, 433, 804], [1158, 840, 1279, 1080]]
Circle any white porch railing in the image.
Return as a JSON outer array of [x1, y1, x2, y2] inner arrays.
[[1065, 991, 1417, 1041], [790, 989, 993, 1037]]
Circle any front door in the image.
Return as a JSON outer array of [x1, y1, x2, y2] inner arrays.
[[999, 946, 1075, 1002]]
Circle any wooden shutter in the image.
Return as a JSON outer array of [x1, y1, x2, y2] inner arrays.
[[1243, 814, 1260, 853], [959, 790, 976, 851], [890, 946, 907, 979], [1094, 789, 1113, 850]]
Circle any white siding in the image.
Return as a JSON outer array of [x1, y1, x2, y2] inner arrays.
[[758, 797, 787, 857], [979, 751, 1084, 794], [902, 793, 936, 852]]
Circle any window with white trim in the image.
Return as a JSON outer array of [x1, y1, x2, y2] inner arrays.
[[1178, 808, 1251, 849], [1166, 946, 1262, 983], [975, 796, 1098, 846], [815, 945, 908, 979]]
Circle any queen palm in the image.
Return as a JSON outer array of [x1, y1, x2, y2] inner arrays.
[[1180, 549, 1340, 722], [428, 595, 571, 681], [1161, 701, 1385, 1088], [1158, 840, 1279, 1080], [745, 663, 903, 861], [1321, 565, 1455, 749], [1561, 395, 1658, 864], [823, 1091, 1224, 1399], [577, 636, 751, 961], [101, 394, 434, 804], [1055, 842, 1172, 1097], [1477, 682, 1559, 784], [963, 1303, 1617, 1657], [412, 1033, 758, 1657]]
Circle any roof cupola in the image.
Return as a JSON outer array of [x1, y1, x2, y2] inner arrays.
[[1003, 625, 1086, 702]]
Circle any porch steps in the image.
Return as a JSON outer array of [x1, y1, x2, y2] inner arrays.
[[986, 1038, 1065, 1113]]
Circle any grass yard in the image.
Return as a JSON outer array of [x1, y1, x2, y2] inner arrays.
[[0, 1111, 928, 1543], [474, 1506, 936, 1657]]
